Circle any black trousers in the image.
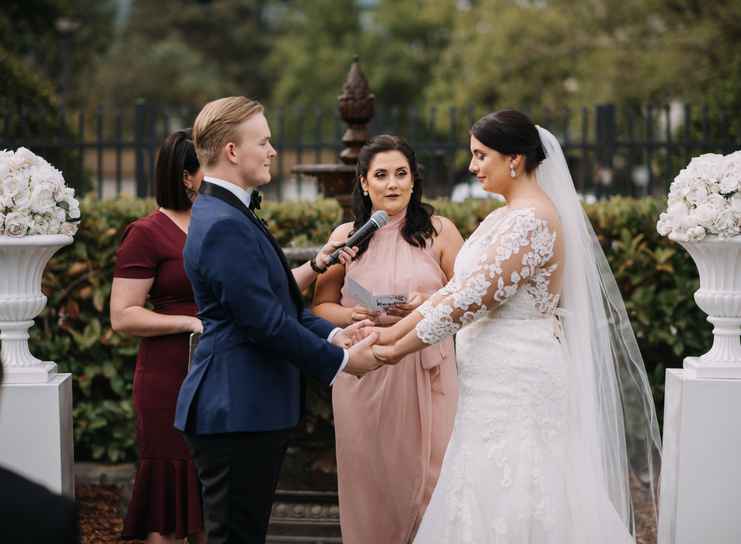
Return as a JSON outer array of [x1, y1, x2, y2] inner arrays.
[[184, 429, 292, 544]]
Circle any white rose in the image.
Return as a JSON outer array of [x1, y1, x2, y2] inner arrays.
[[731, 193, 741, 213], [719, 155, 741, 195], [667, 192, 683, 206], [670, 170, 692, 195], [685, 182, 708, 205], [29, 184, 57, 214], [679, 212, 697, 230], [690, 203, 719, 229], [657, 214, 675, 236], [68, 203, 81, 220], [1, 171, 25, 198], [60, 222, 78, 237], [12, 186, 32, 210], [4, 211, 31, 237], [713, 209, 740, 236], [705, 192, 728, 209], [687, 153, 725, 183], [46, 210, 62, 233], [719, 177, 739, 195], [47, 207, 66, 230], [667, 201, 690, 218], [28, 213, 52, 235], [10, 147, 36, 169], [54, 181, 72, 203], [686, 226, 706, 241], [0, 162, 9, 182]]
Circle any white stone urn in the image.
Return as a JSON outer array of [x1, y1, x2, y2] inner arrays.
[[674, 235, 741, 378], [0, 235, 73, 383]]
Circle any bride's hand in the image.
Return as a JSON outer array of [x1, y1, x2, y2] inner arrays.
[[370, 326, 399, 346], [372, 344, 403, 365]]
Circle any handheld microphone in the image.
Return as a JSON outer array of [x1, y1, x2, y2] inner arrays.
[[325, 210, 389, 266]]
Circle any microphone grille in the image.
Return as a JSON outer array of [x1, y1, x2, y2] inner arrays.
[[371, 210, 389, 227]]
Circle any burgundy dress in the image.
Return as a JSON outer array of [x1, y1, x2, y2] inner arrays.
[[114, 210, 203, 540]]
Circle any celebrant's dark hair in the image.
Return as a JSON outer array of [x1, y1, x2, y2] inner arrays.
[[351, 134, 437, 258], [155, 129, 200, 211], [471, 109, 546, 173]]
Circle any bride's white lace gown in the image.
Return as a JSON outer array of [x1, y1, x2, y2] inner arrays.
[[412, 205, 632, 543]]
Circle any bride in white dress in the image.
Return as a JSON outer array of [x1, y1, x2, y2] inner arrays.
[[373, 110, 661, 543]]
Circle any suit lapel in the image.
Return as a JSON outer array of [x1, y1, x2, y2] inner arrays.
[[199, 181, 305, 313]]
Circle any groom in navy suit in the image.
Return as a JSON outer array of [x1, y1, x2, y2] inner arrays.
[[175, 96, 382, 544]]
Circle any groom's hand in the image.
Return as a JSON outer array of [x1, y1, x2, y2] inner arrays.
[[331, 319, 374, 348], [344, 332, 382, 378]]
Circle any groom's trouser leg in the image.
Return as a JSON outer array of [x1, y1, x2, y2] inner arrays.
[[184, 430, 291, 544]]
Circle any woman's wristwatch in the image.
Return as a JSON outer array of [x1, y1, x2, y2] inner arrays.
[[310, 254, 327, 274]]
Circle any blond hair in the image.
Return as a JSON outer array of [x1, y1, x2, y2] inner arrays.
[[192, 96, 264, 166]]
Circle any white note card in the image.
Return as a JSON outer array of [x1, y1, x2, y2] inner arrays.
[[345, 277, 407, 311]]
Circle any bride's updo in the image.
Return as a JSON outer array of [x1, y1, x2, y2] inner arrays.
[[471, 110, 546, 173]]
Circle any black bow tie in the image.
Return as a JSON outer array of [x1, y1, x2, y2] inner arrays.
[[249, 190, 262, 211]]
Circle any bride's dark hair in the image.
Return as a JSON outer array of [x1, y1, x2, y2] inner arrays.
[[351, 134, 437, 259], [471, 109, 547, 173]]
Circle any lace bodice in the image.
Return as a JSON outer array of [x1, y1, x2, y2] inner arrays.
[[416, 207, 560, 345]]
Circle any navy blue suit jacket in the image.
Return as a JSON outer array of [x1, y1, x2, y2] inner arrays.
[[174, 182, 344, 434]]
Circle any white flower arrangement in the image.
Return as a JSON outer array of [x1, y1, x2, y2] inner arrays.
[[657, 151, 741, 241], [0, 147, 80, 237]]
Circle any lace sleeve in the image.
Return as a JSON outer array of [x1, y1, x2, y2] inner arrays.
[[415, 208, 556, 345]]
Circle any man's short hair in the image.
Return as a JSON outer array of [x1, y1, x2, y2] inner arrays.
[[192, 97, 264, 167]]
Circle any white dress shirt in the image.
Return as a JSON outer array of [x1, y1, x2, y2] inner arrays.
[[202, 176, 349, 383]]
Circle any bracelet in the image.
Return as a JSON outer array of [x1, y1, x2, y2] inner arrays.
[[310, 255, 327, 274]]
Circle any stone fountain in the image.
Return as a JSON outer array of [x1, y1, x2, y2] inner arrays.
[[292, 56, 375, 223]]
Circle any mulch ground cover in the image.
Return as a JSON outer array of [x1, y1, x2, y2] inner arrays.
[[77, 484, 142, 544], [76, 481, 657, 544]]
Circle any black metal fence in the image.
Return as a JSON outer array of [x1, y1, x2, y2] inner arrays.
[[1, 102, 739, 201]]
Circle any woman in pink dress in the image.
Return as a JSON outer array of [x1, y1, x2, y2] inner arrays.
[[313, 135, 464, 544]]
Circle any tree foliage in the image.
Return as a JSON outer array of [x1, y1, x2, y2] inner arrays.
[[424, 0, 741, 112], [54, 0, 741, 116], [93, 0, 280, 110], [0, 0, 115, 108]]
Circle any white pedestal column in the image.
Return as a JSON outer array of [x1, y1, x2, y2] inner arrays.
[[658, 369, 741, 543], [0, 374, 74, 496]]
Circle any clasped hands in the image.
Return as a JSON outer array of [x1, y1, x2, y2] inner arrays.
[[330, 314, 411, 378]]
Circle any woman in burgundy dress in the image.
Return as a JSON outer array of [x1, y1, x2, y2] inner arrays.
[[110, 130, 206, 543]]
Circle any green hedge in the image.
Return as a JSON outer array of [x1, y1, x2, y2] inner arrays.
[[31, 195, 708, 462]]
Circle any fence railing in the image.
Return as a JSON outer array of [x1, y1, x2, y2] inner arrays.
[[1, 102, 738, 201]]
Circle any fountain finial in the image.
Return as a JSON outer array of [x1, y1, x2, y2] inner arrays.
[[338, 56, 375, 164]]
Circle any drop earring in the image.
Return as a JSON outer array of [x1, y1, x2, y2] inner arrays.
[[510, 163, 517, 178]]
